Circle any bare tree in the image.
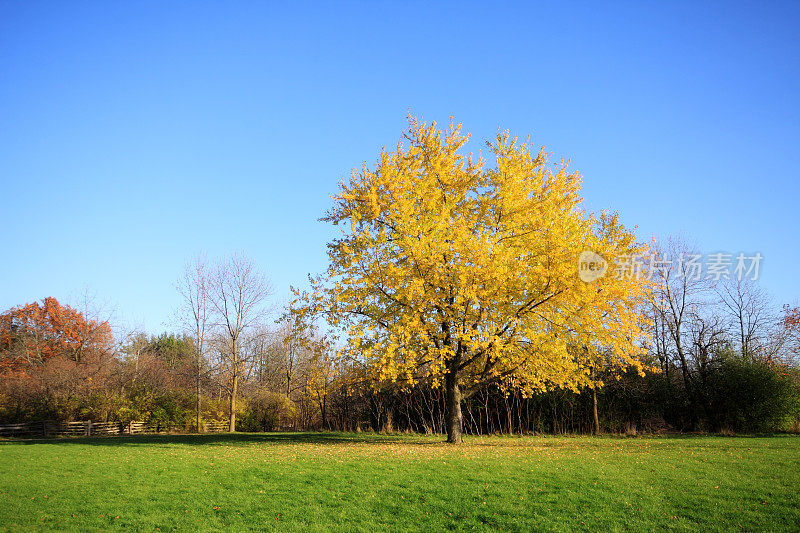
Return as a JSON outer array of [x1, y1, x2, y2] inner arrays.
[[687, 311, 727, 428], [176, 254, 211, 432], [273, 313, 312, 397], [247, 325, 282, 388], [716, 277, 773, 360], [68, 286, 119, 365], [650, 237, 712, 428], [209, 253, 273, 432]]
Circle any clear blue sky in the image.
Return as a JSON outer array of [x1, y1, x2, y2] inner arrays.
[[1, 1, 798, 332]]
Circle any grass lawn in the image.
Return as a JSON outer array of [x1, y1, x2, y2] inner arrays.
[[0, 432, 798, 531]]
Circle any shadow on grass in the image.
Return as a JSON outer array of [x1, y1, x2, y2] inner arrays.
[[0, 431, 444, 447], [1, 431, 793, 447]]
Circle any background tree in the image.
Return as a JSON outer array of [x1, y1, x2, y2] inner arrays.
[[209, 253, 273, 432], [0, 297, 115, 422], [649, 237, 710, 428], [294, 118, 651, 443], [717, 277, 773, 360], [0, 297, 113, 369], [784, 305, 800, 363], [273, 314, 307, 397], [176, 254, 211, 432], [302, 335, 334, 429]]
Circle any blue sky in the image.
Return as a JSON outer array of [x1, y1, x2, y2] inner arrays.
[[1, 1, 798, 332]]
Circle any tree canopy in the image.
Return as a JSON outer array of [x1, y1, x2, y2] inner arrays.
[[0, 297, 113, 373]]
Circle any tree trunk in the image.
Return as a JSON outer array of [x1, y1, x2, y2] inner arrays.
[[229, 373, 238, 432], [383, 405, 394, 433], [676, 345, 698, 430], [592, 387, 600, 435], [196, 377, 203, 433], [445, 369, 463, 443]]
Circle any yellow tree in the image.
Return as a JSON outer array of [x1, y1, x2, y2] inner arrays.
[[295, 117, 651, 443]]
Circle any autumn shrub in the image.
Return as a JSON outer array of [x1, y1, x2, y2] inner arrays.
[[72, 391, 117, 422], [201, 396, 231, 424], [0, 385, 56, 423], [238, 391, 295, 431]]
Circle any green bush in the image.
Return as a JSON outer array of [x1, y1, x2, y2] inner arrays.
[[709, 358, 800, 433], [146, 392, 193, 427]]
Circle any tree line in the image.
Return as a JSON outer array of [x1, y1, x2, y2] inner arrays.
[[1, 252, 798, 434], [2, 118, 799, 438]]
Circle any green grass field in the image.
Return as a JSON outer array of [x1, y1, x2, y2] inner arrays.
[[1, 433, 798, 532]]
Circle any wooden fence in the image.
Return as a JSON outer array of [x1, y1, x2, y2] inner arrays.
[[0, 420, 230, 438]]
